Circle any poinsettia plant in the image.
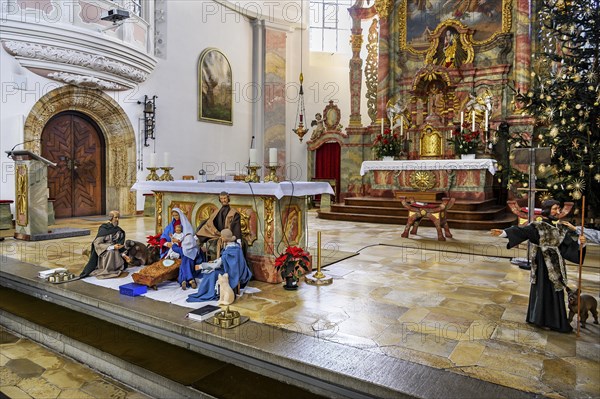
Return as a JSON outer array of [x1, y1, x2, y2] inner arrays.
[[448, 123, 481, 155], [274, 246, 311, 281], [373, 128, 402, 158]]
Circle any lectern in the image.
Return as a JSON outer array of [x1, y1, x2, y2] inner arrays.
[[6, 150, 56, 240]]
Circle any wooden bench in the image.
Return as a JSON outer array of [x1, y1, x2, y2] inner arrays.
[[398, 197, 455, 241]]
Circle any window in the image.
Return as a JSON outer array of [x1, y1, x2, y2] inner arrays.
[[309, 0, 352, 53]]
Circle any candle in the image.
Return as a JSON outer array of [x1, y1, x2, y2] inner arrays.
[[269, 148, 277, 166], [471, 110, 476, 132], [484, 109, 489, 131], [249, 148, 257, 165], [400, 116, 404, 137], [460, 111, 464, 127], [163, 152, 170, 167], [149, 153, 156, 168]]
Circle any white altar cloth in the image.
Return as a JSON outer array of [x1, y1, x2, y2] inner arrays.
[[131, 180, 334, 200], [360, 159, 498, 176]]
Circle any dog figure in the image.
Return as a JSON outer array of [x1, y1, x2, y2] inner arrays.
[[217, 273, 235, 306], [123, 240, 160, 267], [566, 287, 599, 328]]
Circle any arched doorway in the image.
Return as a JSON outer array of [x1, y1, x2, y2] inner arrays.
[[41, 112, 105, 218], [23, 86, 137, 216]]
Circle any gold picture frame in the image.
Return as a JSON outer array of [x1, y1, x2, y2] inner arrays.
[[198, 48, 233, 125]]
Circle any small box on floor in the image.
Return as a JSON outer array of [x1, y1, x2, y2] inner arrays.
[[119, 283, 147, 296]]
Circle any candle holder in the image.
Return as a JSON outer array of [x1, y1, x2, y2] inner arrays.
[[479, 129, 494, 158], [146, 167, 160, 181], [159, 166, 174, 181], [244, 165, 261, 183], [263, 165, 279, 183], [305, 231, 333, 286]]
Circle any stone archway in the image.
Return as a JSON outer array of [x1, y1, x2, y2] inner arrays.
[[23, 86, 136, 215]]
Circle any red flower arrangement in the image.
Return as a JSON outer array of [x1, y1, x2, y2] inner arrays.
[[448, 123, 481, 155], [373, 128, 402, 158], [274, 246, 311, 281]]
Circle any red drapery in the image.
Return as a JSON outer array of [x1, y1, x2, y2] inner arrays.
[[314, 142, 340, 200]]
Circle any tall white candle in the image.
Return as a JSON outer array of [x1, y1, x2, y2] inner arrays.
[[400, 116, 404, 137], [471, 110, 476, 131], [484, 109, 489, 131], [149, 153, 156, 168], [269, 148, 277, 166], [460, 111, 464, 127], [163, 152, 170, 167], [249, 148, 257, 165]]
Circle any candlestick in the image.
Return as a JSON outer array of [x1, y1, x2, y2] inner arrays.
[[400, 116, 404, 137], [149, 153, 156, 168], [146, 167, 159, 181], [460, 111, 464, 127], [159, 166, 173, 181], [263, 165, 279, 183], [244, 165, 261, 183], [471, 110, 476, 131], [249, 148, 257, 165], [305, 230, 333, 286], [269, 148, 277, 166], [163, 152, 170, 167]]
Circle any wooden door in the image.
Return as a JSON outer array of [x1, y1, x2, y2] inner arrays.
[[41, 113, 104, 218]]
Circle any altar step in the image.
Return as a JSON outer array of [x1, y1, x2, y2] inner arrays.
[[318, 197, 517, 230]]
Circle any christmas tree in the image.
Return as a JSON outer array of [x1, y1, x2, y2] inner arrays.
[[516, 0, 599, 225]]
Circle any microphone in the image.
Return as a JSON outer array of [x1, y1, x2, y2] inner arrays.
[[6, 139, 40, 157]]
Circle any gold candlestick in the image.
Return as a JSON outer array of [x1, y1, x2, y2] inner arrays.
[[244, 165, 261, 183], [146, 167, 160, 181], [159, 166, 174, 181], [263, 165, 279, 183], [305, 231, 333, 286]]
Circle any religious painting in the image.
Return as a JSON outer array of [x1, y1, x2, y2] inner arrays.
[[282, 205, 302, 246], [402, 0, 510, 52], [198, 48, 233, 125]]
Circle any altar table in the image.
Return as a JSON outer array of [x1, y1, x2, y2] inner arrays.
[[360, 159, 498, 201], [131, 181, 334, 283]]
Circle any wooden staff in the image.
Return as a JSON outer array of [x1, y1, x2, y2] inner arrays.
[[576, 196, 585, 337]]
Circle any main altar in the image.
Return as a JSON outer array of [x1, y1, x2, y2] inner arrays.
[[131, 181, 334, 283], [360, 159, 497, 200]]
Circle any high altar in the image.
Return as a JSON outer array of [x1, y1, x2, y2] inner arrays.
[[131, 181, 334, 283], [307, 0, 534, 203]]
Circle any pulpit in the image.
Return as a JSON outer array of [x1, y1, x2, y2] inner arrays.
[[6, 150, 56, 240]]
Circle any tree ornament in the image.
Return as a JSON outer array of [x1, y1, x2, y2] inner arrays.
[[565, 163, 571, 171]]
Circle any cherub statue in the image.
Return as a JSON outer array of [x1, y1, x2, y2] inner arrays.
[[310, 113, 325, 140], [386, 96, 409, 129]]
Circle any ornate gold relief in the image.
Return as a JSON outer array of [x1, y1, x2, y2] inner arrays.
[[419, 125, 443, 158], [282, 205, 302, 246], [263, 197, 274, 239], [374, 0, 393, 19], [195, 203, 218, 228], [409, 171, 436, 191], [350, 34, 364, 52], [155, 192, 163, 234], [16, 164, 28, 226], [234, 205, 258, 246], [365, 18, 379, 124]]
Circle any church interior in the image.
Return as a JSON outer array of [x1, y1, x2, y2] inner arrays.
[[1, 0, 599, 398]]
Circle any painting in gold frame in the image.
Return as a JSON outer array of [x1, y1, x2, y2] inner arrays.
[[198, 48, 233, 125]]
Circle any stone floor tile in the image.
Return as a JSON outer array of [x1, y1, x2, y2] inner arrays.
[[397, 307, 430, 323], [455, 366, 552, 396], [81, 379, 128, 399], [0, 366, 22, 386], [42, 369, 85, 389], [448, 341, 486, 367], [0, 329, 20, 345], [541, 358, 577, 394], [491, 323, 548, 350], [29, 353, 64, 371], [0, 386, 33, 399], [0, 353, 10, 367], [17, 376, 61, 399], [57, 389, 95, 399], [5, 359, 45, 378]]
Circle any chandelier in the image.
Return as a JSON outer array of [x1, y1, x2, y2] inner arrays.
[[292, 5, 307, 142]]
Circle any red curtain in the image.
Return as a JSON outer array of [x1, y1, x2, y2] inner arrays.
[[315, 142, 340, 200]]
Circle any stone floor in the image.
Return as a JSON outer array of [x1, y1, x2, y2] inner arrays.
[[0, 213, 599, 398], [0, 327, 149, 399]]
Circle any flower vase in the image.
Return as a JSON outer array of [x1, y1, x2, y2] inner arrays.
[[283, 276, 298, 290], [382, 156, 394, 161], [461, 154, 476, 160]]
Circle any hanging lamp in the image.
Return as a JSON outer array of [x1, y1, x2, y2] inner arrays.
[[292, 5, 307, 142]]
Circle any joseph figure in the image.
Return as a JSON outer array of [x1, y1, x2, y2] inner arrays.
[[80, 210, 127, 279], [196, 192, 242, 257]]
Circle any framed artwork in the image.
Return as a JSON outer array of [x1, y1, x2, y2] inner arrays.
[[198, 48, 233, 125]]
